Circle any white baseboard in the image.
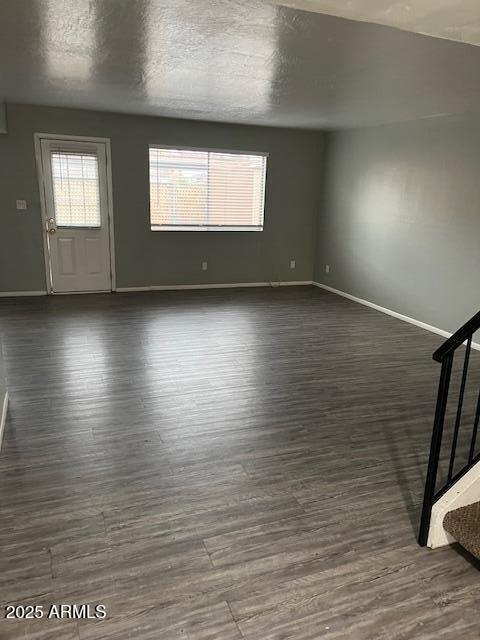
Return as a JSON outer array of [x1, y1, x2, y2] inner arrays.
[[116, 281, 313, 292], [0, 284, 313, 296], [0, 391, 8, 453], [0, 291, 47, 298], [312, 282, 480, 352]]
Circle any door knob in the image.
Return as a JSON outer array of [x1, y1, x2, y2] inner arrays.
[[48, 227, 56, 234]]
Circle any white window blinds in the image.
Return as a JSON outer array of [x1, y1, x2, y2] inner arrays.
[[149, 147, 267, 231], [51, 152, 101, 227]]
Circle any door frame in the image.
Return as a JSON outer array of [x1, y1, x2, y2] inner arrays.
[[34, 132, 116, 294]]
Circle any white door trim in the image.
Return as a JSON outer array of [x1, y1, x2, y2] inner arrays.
[[34, 133, 116, 293]]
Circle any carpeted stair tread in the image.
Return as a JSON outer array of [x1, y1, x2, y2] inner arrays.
[[443, 501, 480, 559]]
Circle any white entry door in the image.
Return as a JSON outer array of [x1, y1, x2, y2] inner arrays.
[[38, 137, 113, 293]]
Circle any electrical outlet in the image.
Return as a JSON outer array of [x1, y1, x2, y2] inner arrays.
[[202, 261, 208, 271], [289, 259, 296, 269], [16, 199, 27, 210], [325, 264, 330, 274]]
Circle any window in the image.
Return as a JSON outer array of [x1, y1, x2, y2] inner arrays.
[[149, 147, 267, 231], [51, 152, 101, 227]]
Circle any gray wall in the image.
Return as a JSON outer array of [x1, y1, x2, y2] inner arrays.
[[315, 116, 480, 333], [0, 104, 324, 291]]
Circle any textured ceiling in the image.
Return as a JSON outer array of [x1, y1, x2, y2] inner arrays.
[[274, 1, 480, 47], [1, 0, 480, 129]]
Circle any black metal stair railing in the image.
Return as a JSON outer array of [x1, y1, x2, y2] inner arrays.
[[418, 310, 480, 547]]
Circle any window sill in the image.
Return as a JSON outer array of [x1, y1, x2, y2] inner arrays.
[[151, 225, 263, 232]]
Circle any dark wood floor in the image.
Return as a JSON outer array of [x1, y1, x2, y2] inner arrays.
[[1, 286, 479, 639]]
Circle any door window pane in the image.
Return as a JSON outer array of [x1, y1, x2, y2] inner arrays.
[[51, 152, 101, 227]]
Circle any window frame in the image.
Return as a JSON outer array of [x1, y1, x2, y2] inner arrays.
[[148, 144, 268, 232]]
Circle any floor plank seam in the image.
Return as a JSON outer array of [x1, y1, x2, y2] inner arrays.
[[47, 546, 55, 580], [202, 540, 217, 570], [225, 599, 246, 639]]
